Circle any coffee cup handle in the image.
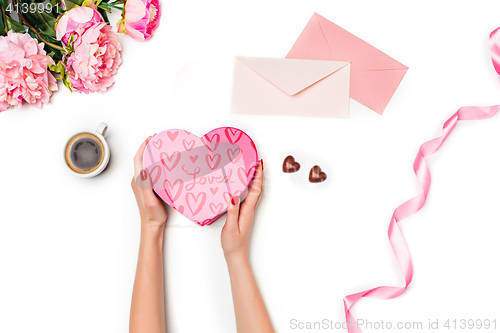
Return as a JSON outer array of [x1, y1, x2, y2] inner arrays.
[[96, 122, 108, 137]]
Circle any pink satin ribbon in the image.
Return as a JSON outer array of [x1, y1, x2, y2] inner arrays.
[[490, 27, 500, 75], [343, 27, 500, 333]]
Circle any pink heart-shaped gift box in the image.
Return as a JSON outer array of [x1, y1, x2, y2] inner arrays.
[[143, 127, 258, 226]]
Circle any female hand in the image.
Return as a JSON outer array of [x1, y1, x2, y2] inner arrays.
[[221, 160, 273, 333], [130, 136, 167, 333], [221, 160, 264, 262], [131, 136, 168, 228]]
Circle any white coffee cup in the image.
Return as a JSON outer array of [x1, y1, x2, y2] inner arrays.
[[63, 122, 110, 178]]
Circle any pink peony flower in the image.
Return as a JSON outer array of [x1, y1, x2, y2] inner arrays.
[[0, 31, 58, 112], [56, 6, 103, 45], [116, 0, 160, 41], [56, 7, 122, 94]]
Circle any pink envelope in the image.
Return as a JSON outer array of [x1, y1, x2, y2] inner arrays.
[[231, 56, 351, 118], [286, 13, 408, 115]]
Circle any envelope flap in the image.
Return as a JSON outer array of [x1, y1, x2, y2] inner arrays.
[[314, 13, 408, 71], [236, 56, 350, 96]]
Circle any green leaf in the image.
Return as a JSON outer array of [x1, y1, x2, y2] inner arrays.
[[0, 6, 7, 36], [62, 76, 73, 92], [64, 0, 84, 10], [27, 28, 64, 61], [97, 7, 109, 23], [48, 60, 73, 92], [34, 12, 58, 37], [27, 27, 38, 39], [6, 17, 26, 33], [61, 69, 73, 92], [48, 60, 66, 74], [21, 5, 59, 38], [49, 0, 64, 14], [98, 4, 111, 13], [43, 43, 63, 61]]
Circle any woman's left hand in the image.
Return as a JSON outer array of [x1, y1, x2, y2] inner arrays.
[[131, 136, 168, 228]]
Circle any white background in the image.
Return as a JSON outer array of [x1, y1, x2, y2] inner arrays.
[[1, 0, 500, 332]]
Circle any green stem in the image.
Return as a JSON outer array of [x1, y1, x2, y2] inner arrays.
[[1, 5, 8, 35], [12, 0, 65, 51], [99, 2, 123, 10]]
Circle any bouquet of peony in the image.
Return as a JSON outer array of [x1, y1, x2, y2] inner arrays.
[[0, 0, 160, 112]]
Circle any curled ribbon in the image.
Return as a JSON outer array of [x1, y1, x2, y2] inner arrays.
[[343, 27, 500, 333], [490, 27, 500, 75]]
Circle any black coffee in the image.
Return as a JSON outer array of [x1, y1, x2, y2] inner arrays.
[[65, 133, 104, 174]]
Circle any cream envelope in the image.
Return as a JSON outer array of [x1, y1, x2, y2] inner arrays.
[[231, 57, 351, 118]]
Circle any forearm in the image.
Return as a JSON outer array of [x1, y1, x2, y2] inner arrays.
[[227, 256, 274, 333], [129, 225, 165, 333]]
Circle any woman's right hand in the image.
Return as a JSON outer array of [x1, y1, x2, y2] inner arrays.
[[221, 159, 264, 263]]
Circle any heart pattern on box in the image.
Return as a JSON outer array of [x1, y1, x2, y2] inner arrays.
[[143, 127, 258, 226]]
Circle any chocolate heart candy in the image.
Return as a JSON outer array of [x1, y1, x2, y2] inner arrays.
[[309, 165, 327, 183], [282, 155, 301, 173]]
